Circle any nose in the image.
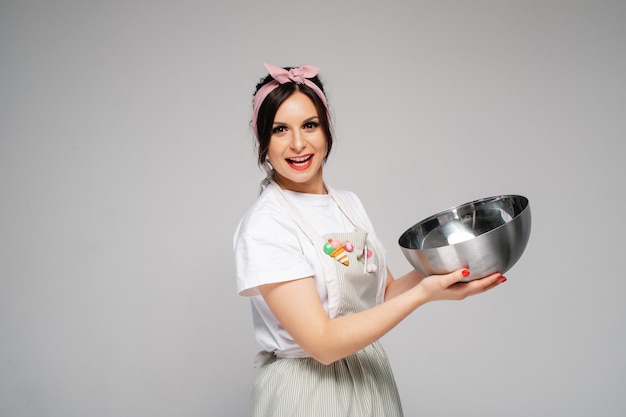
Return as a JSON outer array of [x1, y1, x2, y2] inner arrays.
[[289, 130, 306, 153]]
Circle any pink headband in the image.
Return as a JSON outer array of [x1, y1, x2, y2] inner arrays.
[[251, 63, 328, 137]]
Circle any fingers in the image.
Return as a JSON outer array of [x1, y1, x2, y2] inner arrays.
[[420, 270, 506, 302], [440, 268, 472, 288], [443, 270, 506, 299], [461, 272, 507, 296]]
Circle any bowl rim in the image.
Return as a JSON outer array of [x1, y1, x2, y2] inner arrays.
[[398, 194, 530, 250]]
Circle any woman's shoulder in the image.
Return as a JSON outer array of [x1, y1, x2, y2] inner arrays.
[[331, 187, 367, 211], [332, 187, 360, 201], [235, 187, 297, 236]]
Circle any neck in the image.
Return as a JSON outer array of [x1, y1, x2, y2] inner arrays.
[[273, 174, 327, 195]]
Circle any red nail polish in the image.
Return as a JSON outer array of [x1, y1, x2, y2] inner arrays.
[[499, 276, 507, 283], [462, 269, 470, 277]]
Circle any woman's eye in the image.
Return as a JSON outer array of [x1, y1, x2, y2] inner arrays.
[[272, 126, 287, 134], [304, 122, 319, 130]]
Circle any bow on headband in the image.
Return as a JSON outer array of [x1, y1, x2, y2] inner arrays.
[[266, 63, 320, 85], [251, 63, 328, 137]]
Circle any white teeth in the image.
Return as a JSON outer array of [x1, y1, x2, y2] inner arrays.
[[288, 155, 311, 163]]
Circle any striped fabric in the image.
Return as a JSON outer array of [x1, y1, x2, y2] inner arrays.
[[252, 342, 403, 417]]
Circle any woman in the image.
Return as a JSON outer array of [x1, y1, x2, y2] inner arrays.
[[233, 63, 506, 416]]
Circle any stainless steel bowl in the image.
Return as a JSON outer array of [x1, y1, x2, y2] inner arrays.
[[398, 195, 531, 281]]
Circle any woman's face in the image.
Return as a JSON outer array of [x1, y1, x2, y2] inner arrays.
[[268, 91, 327, 194]]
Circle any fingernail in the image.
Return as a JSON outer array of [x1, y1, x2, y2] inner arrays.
[[499, 275, 507, 283], [462, 269, 471, 277]]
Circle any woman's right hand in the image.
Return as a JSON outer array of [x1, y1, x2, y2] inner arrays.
[[416, 269, 506, 302]]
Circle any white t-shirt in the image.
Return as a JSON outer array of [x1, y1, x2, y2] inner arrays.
[[233, 186, 386, 357]]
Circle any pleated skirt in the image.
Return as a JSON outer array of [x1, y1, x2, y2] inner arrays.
[[251, 341, 403, 417]]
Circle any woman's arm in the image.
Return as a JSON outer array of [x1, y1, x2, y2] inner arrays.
[[384, 267, 424, 301], [258, 269, 505, 365]]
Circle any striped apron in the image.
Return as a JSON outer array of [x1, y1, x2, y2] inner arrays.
[[251, 183, 403, 417]]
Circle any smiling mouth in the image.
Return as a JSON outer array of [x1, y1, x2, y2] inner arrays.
[[286, 155, 313, 170]]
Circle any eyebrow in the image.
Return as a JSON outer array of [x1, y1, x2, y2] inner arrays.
[[272, 116, 320, 126]]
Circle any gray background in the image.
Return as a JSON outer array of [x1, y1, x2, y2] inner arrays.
[[1, 0, 624, 416]]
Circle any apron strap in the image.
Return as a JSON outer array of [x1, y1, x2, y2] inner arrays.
[[326, 185, 368, 231], [267, 182, 342, 318]]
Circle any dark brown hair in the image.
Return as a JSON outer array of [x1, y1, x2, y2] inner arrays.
[[253, 68, 333, 167]]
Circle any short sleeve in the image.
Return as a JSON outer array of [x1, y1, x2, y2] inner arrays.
[[234, 205, 315, 297]]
